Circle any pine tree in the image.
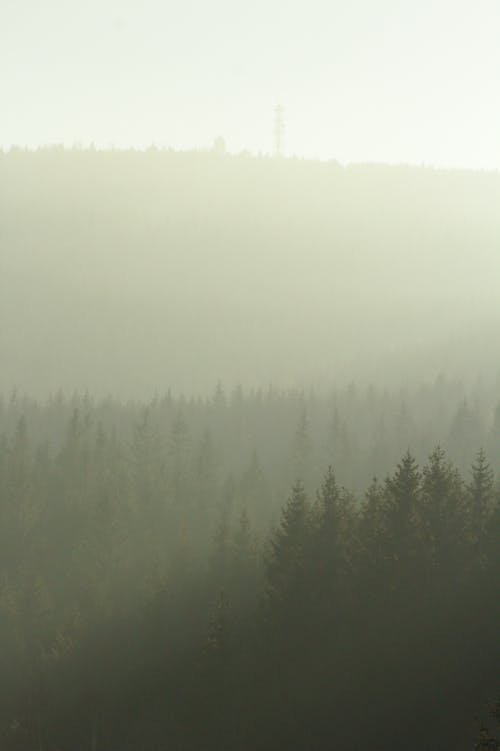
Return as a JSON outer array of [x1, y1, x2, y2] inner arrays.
[[315, 465, 341, 535], [384, 450, 421, 564], [358, 476, 386, 569], [467, 448, 494, 553], [9, 414, 30, 490], [421, 446, 466, 573], [265, 480, 311, 620], [309, 466, 346, 619]]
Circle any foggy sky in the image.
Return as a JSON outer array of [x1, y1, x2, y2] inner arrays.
[[2, 0, 500, 169]]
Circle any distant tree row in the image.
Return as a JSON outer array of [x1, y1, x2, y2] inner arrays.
[[2, 381, 500, 496]]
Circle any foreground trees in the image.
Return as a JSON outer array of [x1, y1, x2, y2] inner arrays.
[[0, 399, 498, 750]]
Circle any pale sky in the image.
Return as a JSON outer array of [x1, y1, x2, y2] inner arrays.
[[2, 0, 500, 168]]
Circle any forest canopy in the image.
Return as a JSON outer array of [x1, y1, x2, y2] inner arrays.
[[0, 389, 499, 750], [1, 147, 499, 750]]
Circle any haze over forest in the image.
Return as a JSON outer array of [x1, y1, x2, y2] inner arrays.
[[1, 142, 499, 751], [1, 1, 500, 750], [2, 147, 500, 397]]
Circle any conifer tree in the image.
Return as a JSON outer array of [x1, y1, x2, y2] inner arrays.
[[265, 480, 310, 621], [358, 476, 386, 570], [466, 448, 494, 565], [421, 446, 466, 573], [309, 466, 347, 622], [384, 450, 421, 564]]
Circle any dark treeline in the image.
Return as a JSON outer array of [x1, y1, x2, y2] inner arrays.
[[0, 386, 498, 750]]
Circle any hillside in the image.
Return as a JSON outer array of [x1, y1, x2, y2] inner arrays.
[[1, 147, 499, 396]]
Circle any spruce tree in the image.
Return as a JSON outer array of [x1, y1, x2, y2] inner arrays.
[[468, 449, 494, 522], [421, 446, 466, 574], [384, 450, 421, 565], [265, 480, 310, 621]]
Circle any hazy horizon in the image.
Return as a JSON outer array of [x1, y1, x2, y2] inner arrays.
[[3, 0, 500, 169]]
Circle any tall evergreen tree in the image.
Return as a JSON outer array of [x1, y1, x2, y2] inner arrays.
[[467, 448, 494, 554], [265, 480, 310, 621], [384, 450, 421, 565], [421, 446, 466, 574]]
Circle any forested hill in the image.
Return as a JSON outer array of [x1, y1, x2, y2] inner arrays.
[[0, 390, 498, 750], [1, 147, 500, 396]]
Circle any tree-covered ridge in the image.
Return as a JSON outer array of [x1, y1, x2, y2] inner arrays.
[[2, 147, 500, 395], [0, 390, 498, 750]]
